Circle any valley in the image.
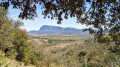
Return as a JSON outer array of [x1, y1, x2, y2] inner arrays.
[[29, 35, 119, 67]]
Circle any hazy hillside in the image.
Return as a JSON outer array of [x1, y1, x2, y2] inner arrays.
[[28, 25, 89, 34]]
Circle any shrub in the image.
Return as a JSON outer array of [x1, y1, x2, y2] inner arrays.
[[66, 51, 73, 56], [108, 46, 119, 53], [5, 48, 16, 59], [97, 35, 112, 44], [84, 39, 91, 46], [82, 62, 91, 67], [78, 51, 87, 57], [0, 51, 6, 67], [51, 50, 57, 54]]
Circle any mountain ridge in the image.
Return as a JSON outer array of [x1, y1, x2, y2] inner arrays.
[[28, 25, 89, 35]]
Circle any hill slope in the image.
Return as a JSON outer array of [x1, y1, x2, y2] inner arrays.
[[28, 25, 89, 34], [0, 51, 35, 67]]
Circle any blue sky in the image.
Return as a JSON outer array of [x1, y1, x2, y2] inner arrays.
[[8, 5, 88, 31]]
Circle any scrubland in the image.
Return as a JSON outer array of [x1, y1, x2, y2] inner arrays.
[[27, 35, 120, 67]]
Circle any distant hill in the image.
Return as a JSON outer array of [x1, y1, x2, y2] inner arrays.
[[28, 25, 89, 35]]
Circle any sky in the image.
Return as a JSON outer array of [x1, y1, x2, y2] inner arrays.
[[8, 5, 88, 32]]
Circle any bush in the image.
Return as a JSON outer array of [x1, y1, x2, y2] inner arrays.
[[65, 51, 73, 57], [84, 39, 91, 46], [108, 46, 118, 53], [78, 51, 87, 57], [82, 62, 91, 67], [6, 48, 16, 59], [51, 50, 57, 54], [0, 51, 6, 67], [97, 35, 112, 44]]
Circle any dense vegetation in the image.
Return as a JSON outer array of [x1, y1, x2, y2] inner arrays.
[[31, 35, 120, 67], [0, 7, 41, 67]]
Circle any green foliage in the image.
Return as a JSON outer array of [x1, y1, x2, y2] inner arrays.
[[0, 51, 19, 67], [0, 50, 35, 67], [108, 46, 119, 53], [16, 42, 33, 64], [0, 7, 37, 66], [97, 35, 112, 44], [65, 51, 73, 57], [82, 62, 91, 67], [0, 8, 14, 51], [78, 51, 87, 57], [6, 48, 16, 59], [103, 45, 108, 50], [104, 53, 117, 65], [117, 46, 120, 54], [85, 39, 91, 46], [51, 50, 57, 54], [12, 28, 32, 64], [0, 51, 6, 67]]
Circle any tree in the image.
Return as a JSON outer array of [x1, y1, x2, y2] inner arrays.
[[0, 7, 36, 65], [0, 0, 120, 45], [0, 7, 14, 51]]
